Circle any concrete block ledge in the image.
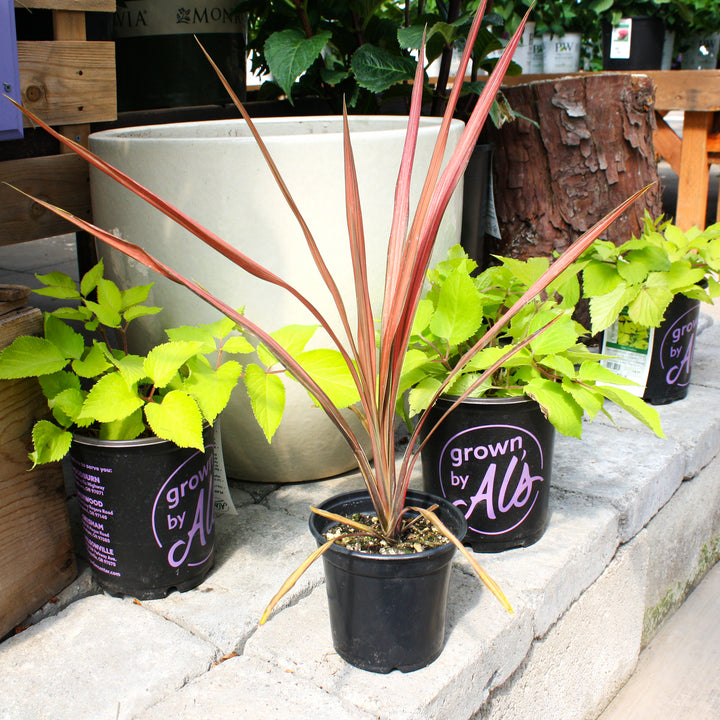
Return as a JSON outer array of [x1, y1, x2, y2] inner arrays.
[[2, 321, 720, 720]]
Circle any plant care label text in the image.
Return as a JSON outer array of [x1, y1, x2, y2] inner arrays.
[[437, 424, 547, 538]]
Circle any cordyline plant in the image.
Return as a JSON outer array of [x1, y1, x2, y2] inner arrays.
[[6, 1, 649, 621]]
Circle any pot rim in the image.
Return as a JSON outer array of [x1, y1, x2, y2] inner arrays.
[[308, 489, 466, 562], [88, 115, 464, 145], [436, 393, 537, 406], [71, 424, 213, 449]]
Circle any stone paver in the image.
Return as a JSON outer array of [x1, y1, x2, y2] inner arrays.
[[0, 595, 218, 720]]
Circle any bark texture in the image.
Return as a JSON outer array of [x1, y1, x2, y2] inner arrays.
[[487, 73, 663, 261]]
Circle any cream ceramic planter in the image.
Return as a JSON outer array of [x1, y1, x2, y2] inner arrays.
[[89, 116, 464, 482]]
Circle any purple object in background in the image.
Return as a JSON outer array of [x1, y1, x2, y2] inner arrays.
[[0, 0, 23, 142]]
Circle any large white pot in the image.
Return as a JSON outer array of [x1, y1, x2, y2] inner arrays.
[[89, 115, 464, 482]]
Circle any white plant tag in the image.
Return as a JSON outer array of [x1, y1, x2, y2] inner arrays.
[[212, 420, 237, 515], [600, 312, 653, 396], [610, 18, 633, 60]]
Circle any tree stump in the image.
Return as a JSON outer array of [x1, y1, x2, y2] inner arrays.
[[486, 73, 663, 261]]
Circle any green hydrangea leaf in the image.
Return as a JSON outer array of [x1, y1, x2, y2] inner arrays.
[[528, 311, 578, 356], [265, 29, 331, 100], [29, 420, 72, 466], [411, 298, 434, 336], [48, 387, 85, 425], [561, 377, 604, 419], [244, 362, 285, 443], [144, 390, 204, 450], [258, 324, 319, 367], [77, 372, 143, 424], [165, 325, 216, 352], [351, 43, 416, 93], [144, 341, 204, 388], [0, 336, 68, 379]]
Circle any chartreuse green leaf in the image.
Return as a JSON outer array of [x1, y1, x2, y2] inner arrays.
[[165, 324, 216, 352], [408, 376, 443, 417], [588, 282, 634, 335], [123, 304, 162, 323], [33, 271, 81, 300], [38, 370, 80, 399], [0, 336, 68, 378], [119, 282, 154, 310], [582, 260, 622, 297], [72, 344, 112, 378], [430, 266, 483, 345], [183, 357, 243, 425], [77, 372, 143, 424], [84, 300, 121, 328], [222, 335, 255, 355], [525, 378, 584, 438], [79, 261, 104, 298], [351, 43, 416, 93], [411, 298, 434, 336], [99, 408, 145, 441], [144, 341, 204, 388], [294, 349, 359, 408], [265, 29, 331, 100], [29, 420, 72, 467], [245, 363, 285, 443], [666, 260, 707, 293], [144, 390, 205, 450], [97, 277, 124, 313], [528, 311, 577, 355], [44, 314, 84, 360], [626, 272, 675, 327], [597, 385, 664, 438], [48, 387, 85, 426], [561, 378, 603, 419], [258, 325, 318, 368], [113, 353, 147, 387]]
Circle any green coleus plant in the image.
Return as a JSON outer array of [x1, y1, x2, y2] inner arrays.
[[0, 261, 347, 465], [399, 245, 664, 439], [580, 213, 720, 336]]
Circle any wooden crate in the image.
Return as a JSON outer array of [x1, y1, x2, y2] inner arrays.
[[0, 1, 116, 247], [0, 293, 77, 638]]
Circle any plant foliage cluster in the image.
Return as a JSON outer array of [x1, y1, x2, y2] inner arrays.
[[399, 245, 663, 439]]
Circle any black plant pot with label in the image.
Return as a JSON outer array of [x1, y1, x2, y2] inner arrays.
[[309, 489, 466, 674], [421, 395, 554, 553], [69, 425, 216, 599], [642, 293, 701, 405]]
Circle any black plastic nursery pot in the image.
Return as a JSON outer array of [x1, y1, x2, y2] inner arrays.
[[69, 425, 216, 599], [601, 17, 665, 70], [309, 489, 467, 674], [421, 396, 554, 553], [602, 293, 702, 405]]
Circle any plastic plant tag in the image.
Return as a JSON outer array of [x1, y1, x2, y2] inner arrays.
[[600, 310, 653, 396], [610, 18, 633, 60], [212, 419, 237, 515]]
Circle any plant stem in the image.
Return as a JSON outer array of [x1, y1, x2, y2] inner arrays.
[[293, 0, 313, 38], [430, 0, 462, 116]]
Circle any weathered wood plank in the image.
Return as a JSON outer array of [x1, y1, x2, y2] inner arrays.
[[502, 70, 720, 112], [18, 40, 116, 126], [0, 307, 76, 638], [14, 0, 115, 11], [0, 154, 90, 246]]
